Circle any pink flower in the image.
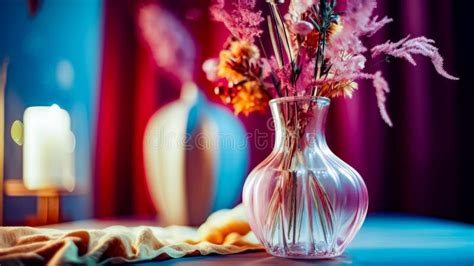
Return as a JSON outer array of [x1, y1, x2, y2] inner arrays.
[[291, 21, 314, 35]]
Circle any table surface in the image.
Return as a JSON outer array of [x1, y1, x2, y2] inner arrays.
[[48, 214, 474, 265]]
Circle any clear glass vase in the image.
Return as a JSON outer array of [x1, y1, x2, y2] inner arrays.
[[243, 96, 368, 259]]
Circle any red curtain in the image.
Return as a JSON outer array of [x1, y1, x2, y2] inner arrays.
[[94, 0, 159, 217]]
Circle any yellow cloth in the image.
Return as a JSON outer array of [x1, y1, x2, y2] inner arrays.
[[0, 204, 263, 264]]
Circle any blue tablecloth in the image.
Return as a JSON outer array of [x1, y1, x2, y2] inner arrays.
[[141, 214, 474, 265]]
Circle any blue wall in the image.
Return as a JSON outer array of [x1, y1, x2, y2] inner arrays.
[[0, 0, 102, 224]]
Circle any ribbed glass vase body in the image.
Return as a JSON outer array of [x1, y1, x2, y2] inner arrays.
[[243, 96, 368, 259]]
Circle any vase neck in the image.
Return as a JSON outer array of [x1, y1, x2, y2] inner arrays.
[[270, 96, 330, 150]]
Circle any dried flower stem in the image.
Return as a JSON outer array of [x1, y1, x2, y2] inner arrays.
[[265, 103, 335, 247]]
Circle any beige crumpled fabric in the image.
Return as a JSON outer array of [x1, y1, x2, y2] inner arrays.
[[0, 204, 263, 264]]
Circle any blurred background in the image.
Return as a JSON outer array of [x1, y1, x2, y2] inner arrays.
[[0, 0, 472, 226]]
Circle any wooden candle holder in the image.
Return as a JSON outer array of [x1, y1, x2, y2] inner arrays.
[[4, 179, 84, 226]]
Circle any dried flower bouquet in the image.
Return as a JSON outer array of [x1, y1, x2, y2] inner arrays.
[[203, 0, 457, 126]]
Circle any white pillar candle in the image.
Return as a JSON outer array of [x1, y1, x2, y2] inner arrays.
[[23, 104, 75, 191]]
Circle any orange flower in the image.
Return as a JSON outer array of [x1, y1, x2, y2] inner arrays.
[[319, 80, 358, 98], [231, 81, 269, 116], [217, 40, 260, 83], [303, 22, 342, 48], [229, 39, 260, 59], [214, 39, 270, 115]]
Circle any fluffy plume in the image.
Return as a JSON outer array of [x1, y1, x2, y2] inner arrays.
[[329, 0, 387, 56], [344, 0, 378, 34], [371, 71, 392, 127], [364, 16, 393, 36], [138, 4, 195, 83], [371, 36, 459, 80], [211, 0, 264, 42], [329, 54, 366, 81]]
